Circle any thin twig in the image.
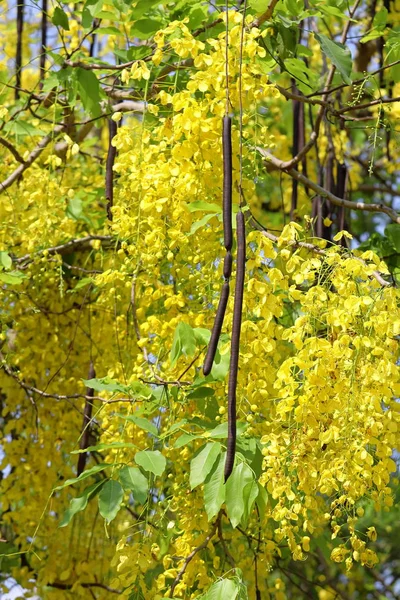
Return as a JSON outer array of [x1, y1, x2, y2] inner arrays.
[[245, 209, 391, 287], [169, 521, 218, 597], [217, 514, 235, 568], [257, 147, 400, 225], [337, 95, 400, 115], [14, 235, 115, 265], [0, 124, 66, 193], [49, 582, 121, 594], [0, 136, 25, 163]]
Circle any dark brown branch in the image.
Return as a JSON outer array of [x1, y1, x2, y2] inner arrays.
[[0, 136, 25, 163]]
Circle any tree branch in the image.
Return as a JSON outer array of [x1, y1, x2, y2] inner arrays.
[[337, 96, 400, 115], [0, 136, 25, 163], [257, 147, 400, 225], [14, 235, 115, 266], [245, 209, 391, 288], [0, 124, 65, 193], [253, 0, 280, 27], [169, 521, 218, 597]]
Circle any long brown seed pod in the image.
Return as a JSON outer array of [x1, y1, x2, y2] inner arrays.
[[106, 118, 117, 221], [290, 92, 300, 221], [223, 251, 232, 280], [336, 162, 349, 247], [77, 362, 96, 477], [203, 282, 230, 377], [39, 0, 47, 89], [224, 211, 245, 482], [223, 115, 233, 251], [15, 0, 25, 100]]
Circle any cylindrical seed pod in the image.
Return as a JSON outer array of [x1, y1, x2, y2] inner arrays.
[[222, 116, 233, 251], [106, 119, 118, 221], [203, 281, 230, 377], [223, 251, 232, 280], [224, 211, 245, 482]]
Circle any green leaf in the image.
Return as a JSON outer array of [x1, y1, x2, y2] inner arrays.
[[170, 322, 196, 367], [283, 58, 317, 93], [66, 197, 84, 221], [193, 327, 211, 346], [72, 277, 94, 291], [0, 252, 12, 270], [187, 387, 215, 400], [116, 414, 158, 437], [83, 0, 104, 20], [206, 421, 248, 440], [373, 6, 388, 28], [208, 349, 230, 382], [190, 213, 217, 235], [118, 466, 148, 504], [82, 377, 129, 393], [203, 453, 225, 520], [59, 480, 104, 527], [130, 0, 162, 19], [385, 224, 400, 253], [0, 271, 26, 285], [314, 33, 352, 85], [98, 480, 124, 523], [202, 579, 239, 600], [128, 381, 154, 399], [160, 419, 188, 439], [188, 201, 221, 213], [4, 120, 45, 137], [190, 442, 221, 490], [135, 450, 166, 477], [225, 462, 254, 528], [97, 26, 122, 35], [241, 478, 259, 527], [249, 0, 268, 13], [174, 432, 202, 448], [130, 19, 163, 40], [71, 442, 138, 454], [76, 68, 101, 118], [54, 463, 110, 491], [255, 484, 268, 520], [52, 6, 70, 30]]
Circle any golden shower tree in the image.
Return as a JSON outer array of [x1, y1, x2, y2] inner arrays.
[[0, 1, 399, 598]]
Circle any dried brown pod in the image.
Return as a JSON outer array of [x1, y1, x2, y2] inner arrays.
[[203, 282, 230, 377], [224, 211, 245, 482], [222, 116, 233, 251]]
